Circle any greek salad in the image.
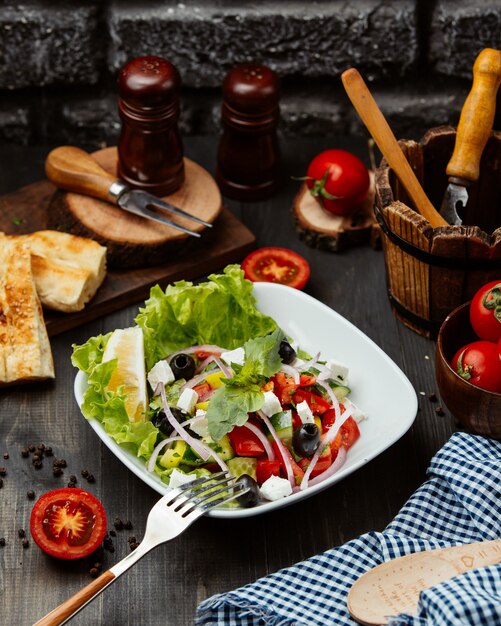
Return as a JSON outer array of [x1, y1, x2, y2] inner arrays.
[[72, 265, 365, 508]]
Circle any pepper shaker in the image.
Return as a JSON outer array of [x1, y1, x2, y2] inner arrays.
[[117, 55, 184, 196], [216, 63, 280, 201]]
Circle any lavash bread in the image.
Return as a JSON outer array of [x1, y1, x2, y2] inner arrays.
[[9, 230, 107, 313], [0, 237, 55, 384]]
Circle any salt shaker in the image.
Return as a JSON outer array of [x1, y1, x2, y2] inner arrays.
[[117, 55, 184, 196], [216, 63, 280, 201]]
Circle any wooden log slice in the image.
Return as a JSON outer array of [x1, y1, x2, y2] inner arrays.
[[47, 147, 222, 268], [292, 173, 379, 252]]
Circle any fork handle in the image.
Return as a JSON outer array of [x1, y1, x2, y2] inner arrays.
[[45, 146, 119, 203], [33, 570, 116, 626]]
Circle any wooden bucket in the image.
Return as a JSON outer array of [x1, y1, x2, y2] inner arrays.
[[375, 125, 501, 338]]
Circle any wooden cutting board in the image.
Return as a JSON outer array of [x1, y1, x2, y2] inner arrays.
[[0, 178, 256, 336]]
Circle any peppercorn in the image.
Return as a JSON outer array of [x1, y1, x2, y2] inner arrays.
[[428, 393, 438, 402], [81, 469, 89, 478], [3, 453, 9, 460], [69, 475, 77, 483], [124, 520, 133, 530], [53, 468, 63, 477], [0, 478, 3, 489], [89, 567, 99, 578], [34, 461, 43, 470], [0, 467, 6, 476], [18, 529, 26, 538], [0, 538, 5, 547], [44, 447, 53, 457], [114, 517, 124, 531], [21, 448, 29, 458], [27, 490, 35, 500], [22, 539, 29, 549], [87, 474, 95, 483], [435, 406, 445, 416], [28, 444, 36, 453]]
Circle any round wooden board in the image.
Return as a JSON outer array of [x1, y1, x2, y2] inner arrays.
[[292, 172, 379, 252], [47, 147, 222, 268]]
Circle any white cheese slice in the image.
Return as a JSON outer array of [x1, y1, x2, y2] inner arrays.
[[147, 360, 175, 391], [220, 347, 245, 366], [168, 469, 197, 490], [261, 390, 282, 417], [326, 358, 349, 384], [348, 400, 367, 424], [296, 400, 315, 424], [177, 388, 198, 415], [260, 475, 293, 501], [189, 410, 210, 438]]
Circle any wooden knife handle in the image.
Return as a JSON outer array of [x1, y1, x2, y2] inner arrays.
[[341, 68, 447, 228], [447, 48, 501, 182], [45, 145, 119, 203], [33, 569, 116, 625]]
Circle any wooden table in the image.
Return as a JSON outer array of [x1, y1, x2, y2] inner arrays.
[[0, 137, 455, 626]]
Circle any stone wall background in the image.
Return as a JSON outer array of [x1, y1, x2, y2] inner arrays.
[[0, 0, 500, 146]]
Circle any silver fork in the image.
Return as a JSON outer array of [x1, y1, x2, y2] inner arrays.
[[34, 472, 247, 626]]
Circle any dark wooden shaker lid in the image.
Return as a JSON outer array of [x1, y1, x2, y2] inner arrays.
[[118, 55, 181, 109], [222, 64, 279, 115]]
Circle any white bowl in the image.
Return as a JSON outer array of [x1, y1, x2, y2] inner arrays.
[[74, 282, 417, 518]]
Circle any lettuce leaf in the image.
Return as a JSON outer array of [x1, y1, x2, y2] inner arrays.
[[135, 265, 277, 369], [72, 265, 277, 460], [206, 328, 284, 441]]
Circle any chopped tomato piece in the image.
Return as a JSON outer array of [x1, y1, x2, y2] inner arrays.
[[192, 381, 212, 402], [256, 458, 281, 485], [298, 445, 332, 477], [194, 350, 222, 360], [293, 389, 331, 415], [271, 371, 298, 405], [228, 425, 265, 457], [242, 247, 310, 290], [272, 441, 304, 484], [30, 488, 107, 560], [299, 374, 316, 387], [291, 409, 302, 431]]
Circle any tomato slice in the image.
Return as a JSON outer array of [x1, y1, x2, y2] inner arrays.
[[298, 445, 332, 477], [322, 409, 360, 452], [227, 424, 265, 457], [30, 488, 107, 560], [242, 247, 310, 290], [193, 381, 212, 402], [292, 389, 331, 415]]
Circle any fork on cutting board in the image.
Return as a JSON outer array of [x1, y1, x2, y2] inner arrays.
[[34, 472, 248, 626]]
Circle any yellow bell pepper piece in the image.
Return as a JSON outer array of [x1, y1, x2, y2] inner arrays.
[[196, 401, 210, 411], [206, 371, 226, 389]]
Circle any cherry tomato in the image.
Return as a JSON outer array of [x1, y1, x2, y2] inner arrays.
[[451, 341, 501, 393], [305, 149, 370, 216], [256, 458, 281, 485], [242, 247, 310, 290], [470, 280, 501, 343], [30, 488, 107, 560]]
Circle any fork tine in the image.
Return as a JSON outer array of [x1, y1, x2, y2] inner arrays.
[[186, 483, 250, 517], [145, 194, 213, 227]]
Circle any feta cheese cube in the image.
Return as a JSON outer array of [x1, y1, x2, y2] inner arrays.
[[259, 475, 293, 501], [296, 400, 315, 424], [168, 469, 196, 490], [348, 401, 367, 424], [147, 360, 175, 391], [326, 359, 349, 384], [220, 347, 245, 366], [261, 390, 282, 417], [177, 388, 198, 414], [189, 410, 210, 438]]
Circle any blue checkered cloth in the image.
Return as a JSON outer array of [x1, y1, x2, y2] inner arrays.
[[196, 433, 501, 625]]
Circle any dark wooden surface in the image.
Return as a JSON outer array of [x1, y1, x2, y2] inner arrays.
[[0, 137, 456, 626]]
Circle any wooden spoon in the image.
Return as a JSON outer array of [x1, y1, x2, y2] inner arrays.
[[341, 68, 448, 228], [347, 539, 501, 625]]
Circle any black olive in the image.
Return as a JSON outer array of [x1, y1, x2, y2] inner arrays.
[[152, 407, 188, 436], [170, 353, 196, 380], [279, 340, 296, 365], [235, 474, 260, 508], [292, 423, 321, 458]]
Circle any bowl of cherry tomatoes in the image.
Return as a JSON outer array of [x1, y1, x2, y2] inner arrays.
[[435, 281, 501, 439]]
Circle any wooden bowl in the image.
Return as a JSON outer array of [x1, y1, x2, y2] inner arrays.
[[436, 302, 501, 439]]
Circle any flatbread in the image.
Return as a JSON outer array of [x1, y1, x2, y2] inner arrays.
[[0, 237, 55, 385], [8, 230, 107, 312]]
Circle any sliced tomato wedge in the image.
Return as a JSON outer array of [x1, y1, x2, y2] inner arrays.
[[242, 247, 310, 290], [30, 488, 107, 560], [227, 424, 265, 457], [272, 441, 305, 484], [192, 381, 212, 402], [322, 408, 360, 452], [298, 445, 332, 477], [292, 389, 331, 415]]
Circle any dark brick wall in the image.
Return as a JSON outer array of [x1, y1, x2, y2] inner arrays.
[[0, 1, 500, 147]]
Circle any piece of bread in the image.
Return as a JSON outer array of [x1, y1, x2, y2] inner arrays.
[[0, 237, 55, 385], [10, 230, 107, 313]]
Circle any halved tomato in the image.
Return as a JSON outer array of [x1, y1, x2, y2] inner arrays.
[[242, 247, 310, 290], [30, 488, 107, 560]]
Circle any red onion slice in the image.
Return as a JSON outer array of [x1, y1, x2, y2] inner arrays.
[[258, 410, 294, 488], [299, 404, 354, 491], [181, 372, 211, 391], [243, 421, 275, 461], [315, 378, 341, 420], [165, 344, 226, 362], [213, 356, 232, 379], [195, 355, 217, 374], [308, 447, 347, 487]]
